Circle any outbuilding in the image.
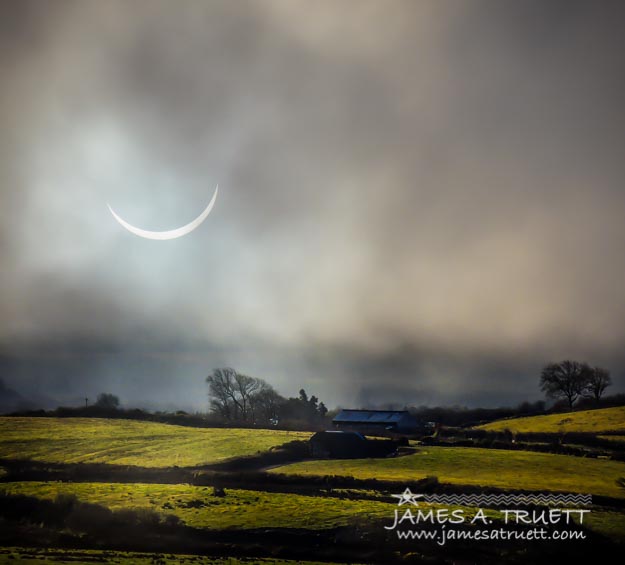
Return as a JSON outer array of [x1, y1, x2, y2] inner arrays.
[[332, 409, 419, 435], [309, 430, 398, 459]]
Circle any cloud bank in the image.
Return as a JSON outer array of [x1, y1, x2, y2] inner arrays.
[[1, 0, 624, 408]]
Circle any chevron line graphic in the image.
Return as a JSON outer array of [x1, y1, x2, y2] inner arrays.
[[419, 494, 592, 507]]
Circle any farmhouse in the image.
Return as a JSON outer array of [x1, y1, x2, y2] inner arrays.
[[332, 409, 419, 435]]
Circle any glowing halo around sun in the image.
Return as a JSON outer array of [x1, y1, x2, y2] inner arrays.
[[108, 185, 218, 240]]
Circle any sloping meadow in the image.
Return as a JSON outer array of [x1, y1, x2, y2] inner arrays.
[[0, 417, 309, 467]]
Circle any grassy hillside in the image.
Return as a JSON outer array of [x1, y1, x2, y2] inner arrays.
[[474, 406, 625, 434], [1, 481, 393, 530], [271, 446, 625, 498], [0, 417, 309, 467]]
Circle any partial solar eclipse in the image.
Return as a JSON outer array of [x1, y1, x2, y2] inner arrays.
[[108, 185, 218, 240]]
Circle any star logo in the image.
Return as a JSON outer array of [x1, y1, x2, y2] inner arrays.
[[391, 487, 423, 506]]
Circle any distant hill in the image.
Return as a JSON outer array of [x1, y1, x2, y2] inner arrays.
[[0, 379, 35, 414], [0, 378, 59, 414], [474, 406, 625, 434]]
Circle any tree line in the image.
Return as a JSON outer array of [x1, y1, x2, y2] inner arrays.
[[206, 367, 328, 427]]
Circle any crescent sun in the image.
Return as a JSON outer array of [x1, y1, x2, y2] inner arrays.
[[108, 185, 218, 240]]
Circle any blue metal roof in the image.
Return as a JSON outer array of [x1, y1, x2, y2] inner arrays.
[[333, 410, 412, 424]]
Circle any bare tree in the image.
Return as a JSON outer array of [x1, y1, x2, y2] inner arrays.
[[206, 368, 241, 421], [584, 366, 612, 404], [539, 360, 590, 410], [233, 372, 262, 422], [207, 368, 277, 424]]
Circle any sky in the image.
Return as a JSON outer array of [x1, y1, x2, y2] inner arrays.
[[1, 0, 624, 411]]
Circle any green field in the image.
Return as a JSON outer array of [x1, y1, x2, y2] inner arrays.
[[0, 480, 567, 533], [0, 547, 343, 565], [474, 406, 625, 434], [1, 481, 394, 530], [271, 446, 625, 499], [3, 480, 623, 542], [2, 417, 625, 551], [0, 417, 309, 467]]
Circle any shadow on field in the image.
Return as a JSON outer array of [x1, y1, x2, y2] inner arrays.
[[0, 492, 620, 564], [2, 437, 624, 564], [3, 455, 625, 511]]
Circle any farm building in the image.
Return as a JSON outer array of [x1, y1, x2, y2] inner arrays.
[[309, 430, 397, 459], [332, 409, 419, 435]]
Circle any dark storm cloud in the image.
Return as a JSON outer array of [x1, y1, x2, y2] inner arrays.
[[1, 0, 624, 409]]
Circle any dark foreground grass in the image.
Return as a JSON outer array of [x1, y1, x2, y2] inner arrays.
[[0, 546, 347, 564]]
